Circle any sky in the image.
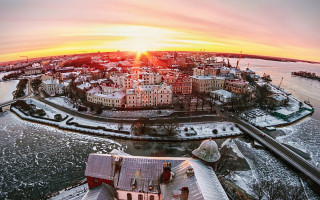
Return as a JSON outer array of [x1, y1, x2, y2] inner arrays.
[[0, 0, 320, 62]]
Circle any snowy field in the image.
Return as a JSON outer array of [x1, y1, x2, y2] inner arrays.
[[241, 108, 286, 128], [241, 103, 312, 128], [46, 97, 77, 111], [25, 98, 68, 119], [178, 122, 242, 138]]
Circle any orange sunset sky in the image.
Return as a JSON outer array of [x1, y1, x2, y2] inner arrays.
[[0, 0, 320, 62]]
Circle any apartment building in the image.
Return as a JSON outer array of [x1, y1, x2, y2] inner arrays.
[[126, 83, 172, 107], [191, 76, 226, 93], [163, 73, 192, 95], [224, 79, 248, 94]]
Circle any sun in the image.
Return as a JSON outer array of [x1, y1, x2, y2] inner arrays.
[[126, 37, 152, 52]]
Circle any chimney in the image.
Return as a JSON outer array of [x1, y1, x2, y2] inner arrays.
[[162, 162, 172, 183], [180, 187, 189, 200]]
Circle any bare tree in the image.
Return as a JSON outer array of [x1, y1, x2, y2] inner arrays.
[[131, 118, 153, 135], [239, 91, 251, 109], [255, 84, 272, 106], [183, 95, 192, 111], [214, 146, 238, 178], [159, 122, 179, 136], [251, 180, 305, 200], [194, 92, 207, 111], [230, 93, 240, 109], [176, 97, 185, 111], [195, 95, 199, 111]]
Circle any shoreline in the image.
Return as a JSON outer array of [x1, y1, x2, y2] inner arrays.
[[10, 106, 244, 142]]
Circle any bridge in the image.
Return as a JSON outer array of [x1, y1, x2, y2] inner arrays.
[[236, 122, 320, 188], [0, 100, 18, 112], [0, 78, 32, 112]]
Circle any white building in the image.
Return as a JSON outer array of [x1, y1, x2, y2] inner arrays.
[[210, 89, 233, 103], [41, 79, 68, 96], [24, 63, 42, 76], [87, 92, 126, 108]]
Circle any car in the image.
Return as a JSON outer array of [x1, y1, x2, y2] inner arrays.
[[111, 108, 117, 111], [220, 109, 224, 112]]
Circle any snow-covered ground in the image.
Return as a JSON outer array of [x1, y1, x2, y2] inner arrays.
[[241, 108, 286, 128], [25, 98, 67, 119], [178, 122, 241, 138], [241, 100, 312, 128], [46, 97, 77, 110]]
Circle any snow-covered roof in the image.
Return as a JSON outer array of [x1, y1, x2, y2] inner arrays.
[[211, 89, 232, 98], [126, 89, 135, 95], [191, 75, 215, 80], [77, 82, 91, 90], [43, 79, 58, 85], [85, 154, 114, 180], [93, 92, 125, 99], [87, 86, 101, 94], [275, 108, 295, 116], [85, 153, 228, 199], [82, 183, 115, 200], [160, 159, 228, 200], [271, 94, 287, 102], [56, 83, 65, 88]]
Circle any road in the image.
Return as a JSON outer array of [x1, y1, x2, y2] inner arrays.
[[36, 98, 225, 124]]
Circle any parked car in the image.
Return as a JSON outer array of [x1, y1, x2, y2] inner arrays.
[[185, 132, 197, 136]]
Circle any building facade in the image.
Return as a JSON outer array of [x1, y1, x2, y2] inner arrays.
[[163, 73, 192, 95], [126, 83, 172, 107], [224, 79, 248, 94], [191, 76, 225, 93]]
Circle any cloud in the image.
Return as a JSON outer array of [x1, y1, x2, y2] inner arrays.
[[0, 0, 319, 62]]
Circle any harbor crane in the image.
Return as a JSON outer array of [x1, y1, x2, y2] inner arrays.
[[236, 51, 242, 69], [20, 56, 28, 62], [278, 77, 284, 88]]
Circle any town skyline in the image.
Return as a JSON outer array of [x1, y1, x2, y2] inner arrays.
[[1, 0, 320, 62]]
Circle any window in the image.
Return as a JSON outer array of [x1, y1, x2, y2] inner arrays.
[[127, 193, 132, 200], [150, 195, 155, 200], [138, 194, 143, 200], [93, 178, 99, 184]]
